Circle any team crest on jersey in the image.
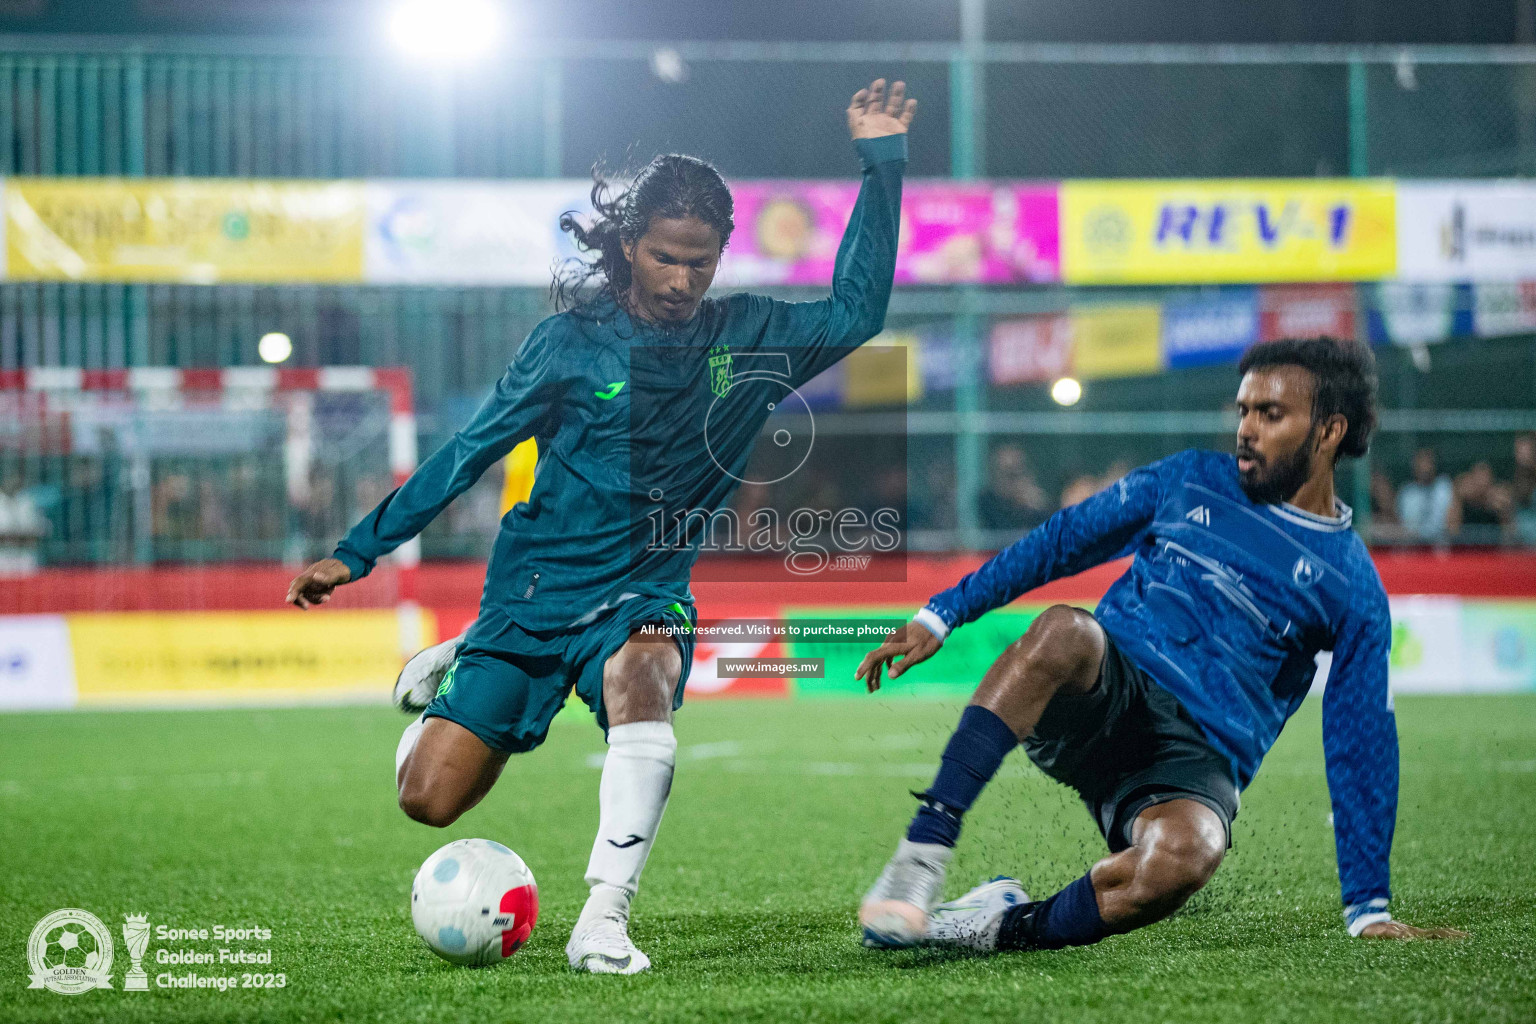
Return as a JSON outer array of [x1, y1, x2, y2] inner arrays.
[[708, 344, 733, 397], [1292, 556, 1321, 588]]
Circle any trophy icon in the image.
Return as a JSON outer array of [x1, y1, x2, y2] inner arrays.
[[122, 914, 150, 991]]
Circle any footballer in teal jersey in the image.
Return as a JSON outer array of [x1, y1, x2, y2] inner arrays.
[[286, 79, 917, 973]]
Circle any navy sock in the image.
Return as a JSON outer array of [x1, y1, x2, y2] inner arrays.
[[997, 872, 1108, 950], [904, 705, 1017, 848]]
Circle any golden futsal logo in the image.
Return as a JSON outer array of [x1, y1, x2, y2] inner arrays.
[[26, 909, 114, 995]]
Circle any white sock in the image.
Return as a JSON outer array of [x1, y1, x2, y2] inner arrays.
[[396, 713, 425, 782], [583, 720, 677, 897]]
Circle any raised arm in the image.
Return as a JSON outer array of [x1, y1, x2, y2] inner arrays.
[[286, 324, 566, 608], [760, 78, 914, 388]]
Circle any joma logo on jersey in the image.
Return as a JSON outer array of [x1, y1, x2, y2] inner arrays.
[[708, 345, 733, 397], [1185, 505, 1211, 526]]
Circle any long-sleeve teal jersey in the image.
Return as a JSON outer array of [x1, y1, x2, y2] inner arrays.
[[333, 133, 907, 637]]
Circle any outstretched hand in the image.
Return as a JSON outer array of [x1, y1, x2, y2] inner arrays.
[[847, 78, 917, 140], [285, 557, 351, 610], [1359, 920, 1469, 941], [855, 621, 943, 693]]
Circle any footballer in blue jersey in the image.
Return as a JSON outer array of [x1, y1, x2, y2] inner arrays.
[[285, 79, 918, 974], [856, 337, 1467, 951]]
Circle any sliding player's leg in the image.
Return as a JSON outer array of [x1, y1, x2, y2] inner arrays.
[[929, 798, 1225, 951], [566, 609, 693, 975], [1070, 798, 1225, 936], [860, 605, 1104, 946]]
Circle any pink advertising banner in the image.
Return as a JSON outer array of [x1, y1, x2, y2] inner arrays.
[[718, 181, 1061, 286]]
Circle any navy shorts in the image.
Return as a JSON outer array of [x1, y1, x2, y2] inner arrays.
[[1024, 627, 1241, 853], [423, 596, 696, 754]]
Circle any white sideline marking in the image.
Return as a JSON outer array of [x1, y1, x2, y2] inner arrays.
[[584, 740, 745, 770], [682, 741, 744, 761]]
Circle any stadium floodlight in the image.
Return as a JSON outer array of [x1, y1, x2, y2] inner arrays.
[[259, 332, 294, 364], [1051, 377, 1082, 406], [387, 0, 502, 62], [650, 48, 689, 84]]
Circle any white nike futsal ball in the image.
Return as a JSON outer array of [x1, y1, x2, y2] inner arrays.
[[410, 839, 539, 966]]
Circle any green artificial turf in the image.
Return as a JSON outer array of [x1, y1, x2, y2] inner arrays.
[[1, 694, 1532, 1023]]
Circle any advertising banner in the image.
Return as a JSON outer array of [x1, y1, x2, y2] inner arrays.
[[1473, 281, 1536, 339], [1461, 600, 1536, 692], [1070, 303, 1163, 379], [67, 609, 428, 705], [719, 182, 1060, 286], [1258, 282, 1356, 342], [989, 314, 1073, 384], [1061, 179, 1396, 284], [842, 336, 920, 407], [1396, 182, 1536, 282], [1161, 288, 1260, 368], [787, 606, 1044, 697], [916, 327, 959, 393], [364, 180, 591, 285], [1365, 282, 1474, 346], [429, 605, 786, 699], [0, 615, 75, 710], [5, 179, 365, 283], [1381, 596, 1468, 694]]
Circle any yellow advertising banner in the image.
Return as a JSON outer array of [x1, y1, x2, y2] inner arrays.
[[1070, 304, 1163, 379], [6, 178, 366, 283], [1061, 180, 1397, 284], [69, 609, 429, 705], [842, 333, 923, 407]]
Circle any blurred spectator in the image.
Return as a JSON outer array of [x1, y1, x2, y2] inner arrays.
[[438, 475, 500, 552], [288, 468, 340, 563], [0, 470, 47, 574], [351, 474, 393, 525], [1397, 448, 1457, 543], [732, 481, 773, 518], [1060, 460, 1132, 510], [1101, 460, 1133, 486], [859, 464, 908, 530], [1454, 461, 1515, 542], [151, 472, 198, 545], [196, 479, 230, 542], [908, 461, 956, 532], [1514, 433, 1536, 544], [978, 444, 1049, 531], [227, 458, 282, 547], [1368, 469, 1411, 543], [1059, 474, 1101, 509]]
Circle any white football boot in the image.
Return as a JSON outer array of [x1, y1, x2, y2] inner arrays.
[[858, 839, 954, 948], [925, 876, 1029, 951], [392, 635, 461, 713], [566, 884, 651, 975]]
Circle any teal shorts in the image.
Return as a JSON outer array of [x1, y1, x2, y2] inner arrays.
[[423, 596, 696, 754]]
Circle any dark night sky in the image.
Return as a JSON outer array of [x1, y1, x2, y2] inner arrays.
[[0, 0, 1526, 44]]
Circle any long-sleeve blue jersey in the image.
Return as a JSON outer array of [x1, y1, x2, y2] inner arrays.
[[922, 449, 1397, 925]]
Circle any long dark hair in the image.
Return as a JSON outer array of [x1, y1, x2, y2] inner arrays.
[[553, 153, 736, 315]]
